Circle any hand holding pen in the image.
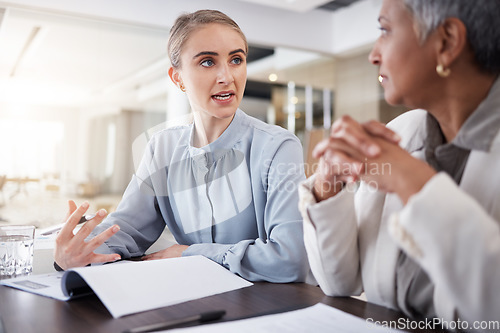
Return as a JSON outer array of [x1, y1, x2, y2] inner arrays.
[[53, 200, 122, 270]]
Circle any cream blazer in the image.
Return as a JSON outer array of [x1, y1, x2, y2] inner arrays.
[[299, 109, 500, 327]]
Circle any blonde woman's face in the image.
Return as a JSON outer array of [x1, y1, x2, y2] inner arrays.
[[175, 23, 247, 120]]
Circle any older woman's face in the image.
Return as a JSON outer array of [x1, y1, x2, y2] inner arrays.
[[369, 0, 439, 108]]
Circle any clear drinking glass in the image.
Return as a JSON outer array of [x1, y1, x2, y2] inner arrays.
[[0, 225, 35, 279]]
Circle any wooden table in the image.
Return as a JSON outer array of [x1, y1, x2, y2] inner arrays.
[[0, 280, 447, 333]]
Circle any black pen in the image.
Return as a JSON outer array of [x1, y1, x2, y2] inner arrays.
[[40, 214, 96, 236], [123, 310, 226, 333]]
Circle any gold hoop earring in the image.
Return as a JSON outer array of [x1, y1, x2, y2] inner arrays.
[[436, 64, 451, 78], [179, 83, 186, 92]]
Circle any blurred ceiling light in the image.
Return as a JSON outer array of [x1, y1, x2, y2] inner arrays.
[[10, 26, 48, 77], [291, 96, 299, 104], [268, 73, 278, 82]]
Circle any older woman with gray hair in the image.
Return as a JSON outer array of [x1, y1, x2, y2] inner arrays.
[[300, 0, 500, 329]]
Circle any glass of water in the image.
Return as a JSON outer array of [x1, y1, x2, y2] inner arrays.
[[0, 225, 35, 279]]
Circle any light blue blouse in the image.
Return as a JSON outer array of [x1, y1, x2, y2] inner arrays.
[[92, 109, 309, 282]]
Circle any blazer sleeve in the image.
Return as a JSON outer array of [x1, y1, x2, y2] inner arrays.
[[298, 175, 362, 296], [183, 136, 310, 283], [389, 172, 500, 324]]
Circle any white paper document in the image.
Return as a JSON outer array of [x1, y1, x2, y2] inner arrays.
[[0, 255, 253, 318], [165, 303, 407, 333], [0, 271, 70, 300]]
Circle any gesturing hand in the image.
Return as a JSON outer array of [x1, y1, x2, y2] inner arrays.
[[54, 200, 121, 270]]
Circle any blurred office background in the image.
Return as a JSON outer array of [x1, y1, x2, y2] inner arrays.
[[0, 0, 406, 228]]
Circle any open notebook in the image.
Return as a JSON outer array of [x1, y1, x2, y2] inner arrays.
[[0, 255, 252, 318]]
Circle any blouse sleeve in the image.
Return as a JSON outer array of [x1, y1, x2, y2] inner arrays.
[[90, 139, 166, 258]]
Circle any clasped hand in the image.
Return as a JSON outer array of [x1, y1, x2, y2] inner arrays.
[[313, 115, 436, 204]]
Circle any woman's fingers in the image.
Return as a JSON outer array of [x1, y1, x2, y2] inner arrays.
[[72, 209, 109, 244], [55, 223, 121, 269], [312, 136, 367, 200], [314, 116, 383, 160], [84, 224, 121, 254], [54, 202, 122, 269], [141, 252, 158, 261], [313, 136, 367, 161], [64, 200, 78, 221], [59, 202, 90, 241], [90, 253, 122, 265], [330, 115, 382, 158], [142, 245, 188, 260], [362, 120, 401, 144], [316, 117, 400, 163], [319, 149, 364, 182], [312, 138, 332, 159], [313, 116, 365, 159]]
